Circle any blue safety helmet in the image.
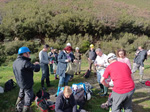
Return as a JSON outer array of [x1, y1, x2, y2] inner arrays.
[[18, 47, 31, 54]]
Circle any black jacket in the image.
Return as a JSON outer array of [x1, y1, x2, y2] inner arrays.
[[13, 56, 40, 89], [55, 92, 77, 112]]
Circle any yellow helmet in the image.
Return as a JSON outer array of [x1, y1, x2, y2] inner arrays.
[[90, 44, 94, 48]]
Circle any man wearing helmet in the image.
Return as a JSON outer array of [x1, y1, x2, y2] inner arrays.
[[13, 47, 40, 112], [101, 53, 135, 112], [85, 44, 97, 76]]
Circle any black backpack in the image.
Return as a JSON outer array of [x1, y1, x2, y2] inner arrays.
[[84, 70, 91, 78], [4, 79, 16, 92]]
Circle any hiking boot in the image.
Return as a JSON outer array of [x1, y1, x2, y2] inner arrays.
[[78, 72, 81, 75]]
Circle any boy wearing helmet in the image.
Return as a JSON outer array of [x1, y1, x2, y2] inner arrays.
[[13, 47, 40, 112]]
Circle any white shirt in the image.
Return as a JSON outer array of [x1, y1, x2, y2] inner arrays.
[[94, 54, 108, 69]]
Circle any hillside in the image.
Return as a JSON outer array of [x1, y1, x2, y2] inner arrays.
[[1, 0, 150, 65]]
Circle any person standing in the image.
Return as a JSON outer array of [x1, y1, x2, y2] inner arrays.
[[94, 48, 108, 97], [85, 44, 97, 76], [13, 47, 40, 112], [116, 49, 131, 69], [101, 53, 135, 112], [65, 42, 75, 80], [74, 47, 82, 75], [48, 47, 55, 74], [56, 46, 74, 96], [53, 49, 59, 79], [39, 44, 51, 90], [132, 46, 148, 83]]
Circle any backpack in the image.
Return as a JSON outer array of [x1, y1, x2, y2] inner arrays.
[[84, 70, 91, 78], [35, 90, 55, 112], [74, 88, 86, 109], [4, 79, 16, 92]]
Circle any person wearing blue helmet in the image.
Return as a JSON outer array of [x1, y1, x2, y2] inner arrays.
[[13, 46, 40, 112]]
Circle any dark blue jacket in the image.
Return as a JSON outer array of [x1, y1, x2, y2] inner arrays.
[[13, 56, 40, 89], [55, 92, 77, 112], [56, 51, 75, 77]]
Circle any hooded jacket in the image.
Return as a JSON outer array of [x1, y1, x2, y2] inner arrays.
[[13, 55, 40, 89]]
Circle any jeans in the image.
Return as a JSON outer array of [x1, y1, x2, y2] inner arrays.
[[41, 63, 50, 87], [58, 74, 70, 87], [97, 69, 105, 84]]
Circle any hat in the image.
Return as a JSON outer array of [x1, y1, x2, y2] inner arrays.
[[90, 44, 94, 48], [64, 46, 73, 52], [66, 43, 71, 46], [75, 47, 79, 50], [107, 53, 117, 61]]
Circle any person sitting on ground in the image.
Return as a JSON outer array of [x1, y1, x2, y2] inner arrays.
[[116, 49, 131, 70], [55, 86, 86, 112], [55, 86, 77, 112]]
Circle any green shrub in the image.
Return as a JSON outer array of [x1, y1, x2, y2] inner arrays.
[[0, 44, 6, 66], [4, 41, 25, 55]]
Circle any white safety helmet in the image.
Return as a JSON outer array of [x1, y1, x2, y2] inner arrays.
[[107, 53, 117, 62], [66, 43, 71, 46], [86, 92, 91, 101], [75, 47, 79, 50]]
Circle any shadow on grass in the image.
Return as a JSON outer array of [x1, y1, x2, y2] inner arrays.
[[132, 92, 150, 112]]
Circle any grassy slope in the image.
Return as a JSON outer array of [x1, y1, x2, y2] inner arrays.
[[0, 59, 108, 112], [0, 58, 150, 112]]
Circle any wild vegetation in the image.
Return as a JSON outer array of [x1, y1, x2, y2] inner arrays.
[[1, 0, 150, 64]]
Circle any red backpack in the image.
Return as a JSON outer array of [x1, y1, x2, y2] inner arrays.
[[35, 90, 55, 112]]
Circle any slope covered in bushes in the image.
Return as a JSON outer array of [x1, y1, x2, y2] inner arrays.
[[0, 0, 150, 64]]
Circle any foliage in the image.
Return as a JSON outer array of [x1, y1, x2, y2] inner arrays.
[[0, 44, 6, 66], [0, 0, 150, 42]]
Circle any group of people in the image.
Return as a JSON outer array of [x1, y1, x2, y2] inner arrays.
[[12, 42, 150, 112], [13, 43, 82, 112]]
